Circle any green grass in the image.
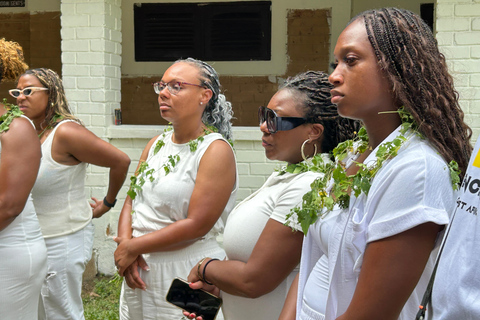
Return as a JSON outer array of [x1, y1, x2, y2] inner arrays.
[[82, 275, 122, 320]]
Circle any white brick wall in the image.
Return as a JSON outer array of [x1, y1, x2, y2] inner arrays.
[[437, 0, 480, 139], [61, 0, 122, 274]]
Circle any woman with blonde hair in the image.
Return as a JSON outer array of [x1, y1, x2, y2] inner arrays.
[[0, 38, 47, 320]]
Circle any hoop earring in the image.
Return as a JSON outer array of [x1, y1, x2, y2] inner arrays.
[[301, 139, 318, 161]]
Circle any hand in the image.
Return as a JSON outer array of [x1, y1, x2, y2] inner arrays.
[[114, 237, 138, 276], [90, 197, 110, 218], [183, 311, 203, 320], [124, 255, 149, 290]]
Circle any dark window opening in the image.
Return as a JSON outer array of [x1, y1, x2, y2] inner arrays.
[[420, 3, 434, 31], [134, 1, 272, 62]]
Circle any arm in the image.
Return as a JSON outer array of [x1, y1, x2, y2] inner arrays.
[[192, 219, 303, 298], [53, 122, 130, 218], [114, 139, 236, 275], [337, 222, 441, 320], [0, 117, 41, 230], [278, 273, 299, 320]]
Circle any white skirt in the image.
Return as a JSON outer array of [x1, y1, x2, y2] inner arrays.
[[120, 238, 225, 320]]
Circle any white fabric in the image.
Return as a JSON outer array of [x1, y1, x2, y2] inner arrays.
[[38, 223, 94, 320], [297, 208, 344, 320], [32, 120, 92, 238], [131, 131, 237, 239], [120, 239, 226, 320], [324, 127, 453, 320], [0, 115, 47, 320], [221, 170, 321, 320], [121, 131, 237, 319], [429, 136, 480, 320]]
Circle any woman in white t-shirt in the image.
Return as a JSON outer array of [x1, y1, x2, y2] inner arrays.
[[184, 71, 359, 320], [284, 8, 472, 320]]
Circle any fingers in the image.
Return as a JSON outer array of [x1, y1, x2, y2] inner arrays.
[[137, 255, 150, 271], [188, 281, 205, 290]]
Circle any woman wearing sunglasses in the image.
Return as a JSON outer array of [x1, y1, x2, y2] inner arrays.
[[0, 39, 47, 320], [12, 68, 130, 320], [183, 71, 359, 320], [113, 58, 237, 319]]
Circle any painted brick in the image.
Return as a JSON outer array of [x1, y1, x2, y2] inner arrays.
[[233, 140, 254, 150], [78, 77, 106, 89], [441, 45, 471, 59], [455, 4, 480, 16], [436, 32, 454, 46], [453, 60, 480, 73], [111, 139, 133, 148], [85, 173, 107, 186], [66, 89, 91, 102], [62, 39, 90, 52], [250, 163, 279, 175], [77, 52, 107, 65], [239, 175, 266, 188], [89, 126, 106, 137], [62, 52, 76, 64], [77, 27, 106, 40], [76, 3, 107, 15], [62, 77, 76, 90], [92, 115, 106, 126], [236, 188, 254, 201], [472, 18, 480, 30], [455, 32, 480, 45], [236, 150, 268, 163], [77, 103, 106, 114], [60, 28, 76, 40], [436, 17, 470, 31], [61, 14, 89, 27], [63, 65, 90, 76]]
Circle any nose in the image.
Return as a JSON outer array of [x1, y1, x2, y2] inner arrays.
[[158, 85, 171, 99], [259, 120, 270, 134], [328, 68, 343, 86], [16, 92, 26, 102]]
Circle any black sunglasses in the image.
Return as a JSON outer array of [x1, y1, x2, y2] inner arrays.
[[258, 106, 307, 134]]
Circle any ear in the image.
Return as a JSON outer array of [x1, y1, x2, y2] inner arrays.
[[308, 123, 324, 142], [200, 88, 213, 106]]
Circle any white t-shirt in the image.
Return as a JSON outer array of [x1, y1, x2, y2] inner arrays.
[[221, 170, 321, 320], [429, 136, 480, 320], [324, 127, 453, 320]]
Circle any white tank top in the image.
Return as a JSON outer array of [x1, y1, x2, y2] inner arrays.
[[32, 120, 92, 238]]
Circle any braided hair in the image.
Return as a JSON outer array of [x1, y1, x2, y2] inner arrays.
[[352, 8, 472, 178], [0, 38, 28, 83], [174, 58, 234, 141], [280, 71, 360, 154], [22, 68, 82, 129]]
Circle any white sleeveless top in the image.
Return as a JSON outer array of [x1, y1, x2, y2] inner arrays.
[[0, 115, 44, 243], [32, 120, 92, 238], [131, 130, 238, 239]]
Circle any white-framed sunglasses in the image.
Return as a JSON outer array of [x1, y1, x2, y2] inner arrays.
[[9, 87, 49, 98]]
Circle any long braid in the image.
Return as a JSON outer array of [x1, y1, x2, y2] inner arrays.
[[280, 71, 360, 154], [354, 8, 472, 178]]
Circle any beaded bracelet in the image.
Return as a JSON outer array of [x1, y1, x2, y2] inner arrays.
[[197, 257, 209, 281], [202, 258, 219, 285]]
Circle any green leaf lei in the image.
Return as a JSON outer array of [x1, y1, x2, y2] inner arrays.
[[127, 125, 218, 201], [0, 99, 23, 133], [287, 107, 461, 234]]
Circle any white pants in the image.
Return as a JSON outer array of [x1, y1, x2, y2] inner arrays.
[[120, 238, 225, 320], [38, 223, 94, 320]]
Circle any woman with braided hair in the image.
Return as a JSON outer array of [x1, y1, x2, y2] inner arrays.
[[12, 67, 130, 320], [114, 58, 238, 320], [183, 70, 359, 320], [0, 39, 47, 319], [287, 7, 471, 320]]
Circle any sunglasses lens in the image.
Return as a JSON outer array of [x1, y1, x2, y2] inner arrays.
[[23, 88, 32, 96], [258, 107, 265, 125], [265, 109, 277, 133], [10, 90, 20, 98]]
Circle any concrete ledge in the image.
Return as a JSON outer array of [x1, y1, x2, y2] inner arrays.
[[107, 125, 262, 141]]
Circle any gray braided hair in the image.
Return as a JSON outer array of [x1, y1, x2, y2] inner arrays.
[[175, 58, 234, 141]]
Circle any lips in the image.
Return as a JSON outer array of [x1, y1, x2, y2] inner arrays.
[[330, 89, 344, 104], [159, 102, 171, 111]]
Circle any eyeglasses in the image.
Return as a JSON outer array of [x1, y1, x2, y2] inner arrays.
[[152, 81, 205, 95], [258, 106, 308, 134], [9, 87, 49, 98]]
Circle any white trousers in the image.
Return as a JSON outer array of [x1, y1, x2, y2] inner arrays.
[[120, 238, 225, 320], [38, 223, 94, 320]]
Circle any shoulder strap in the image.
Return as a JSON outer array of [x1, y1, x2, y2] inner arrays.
[[415, 204, 459, 319]]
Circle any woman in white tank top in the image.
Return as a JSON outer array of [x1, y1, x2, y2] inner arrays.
[[114, 58, 238, 320], [11, 68, 130, 320], [0, 38, 47, 320]]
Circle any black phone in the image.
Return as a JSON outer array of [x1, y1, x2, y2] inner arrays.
[[165, 278, 222, 320]]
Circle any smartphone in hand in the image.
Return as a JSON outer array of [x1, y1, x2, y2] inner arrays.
[[166, 278, 222, 320]]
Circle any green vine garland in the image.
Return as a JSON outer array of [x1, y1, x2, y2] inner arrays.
[[127, 125, 218, 201], [287, 107, 461, 234], [0, 99, 23, 133]]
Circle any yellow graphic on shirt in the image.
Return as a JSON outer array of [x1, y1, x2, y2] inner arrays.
[[473, 149, 480, 168]]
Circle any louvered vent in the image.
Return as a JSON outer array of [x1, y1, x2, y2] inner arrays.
[[134, 2, 271, 62]]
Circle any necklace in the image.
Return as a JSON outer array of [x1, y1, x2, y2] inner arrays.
[[287, 107, 461, 234], [0, 100, 23, 134], [127, 125, 217, 200]]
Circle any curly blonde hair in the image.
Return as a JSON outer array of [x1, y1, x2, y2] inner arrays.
[[0, 38, 28, 83]]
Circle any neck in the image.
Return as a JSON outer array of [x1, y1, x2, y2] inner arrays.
[[363, 113, 402, 149], [171, 121, 206, 144]]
